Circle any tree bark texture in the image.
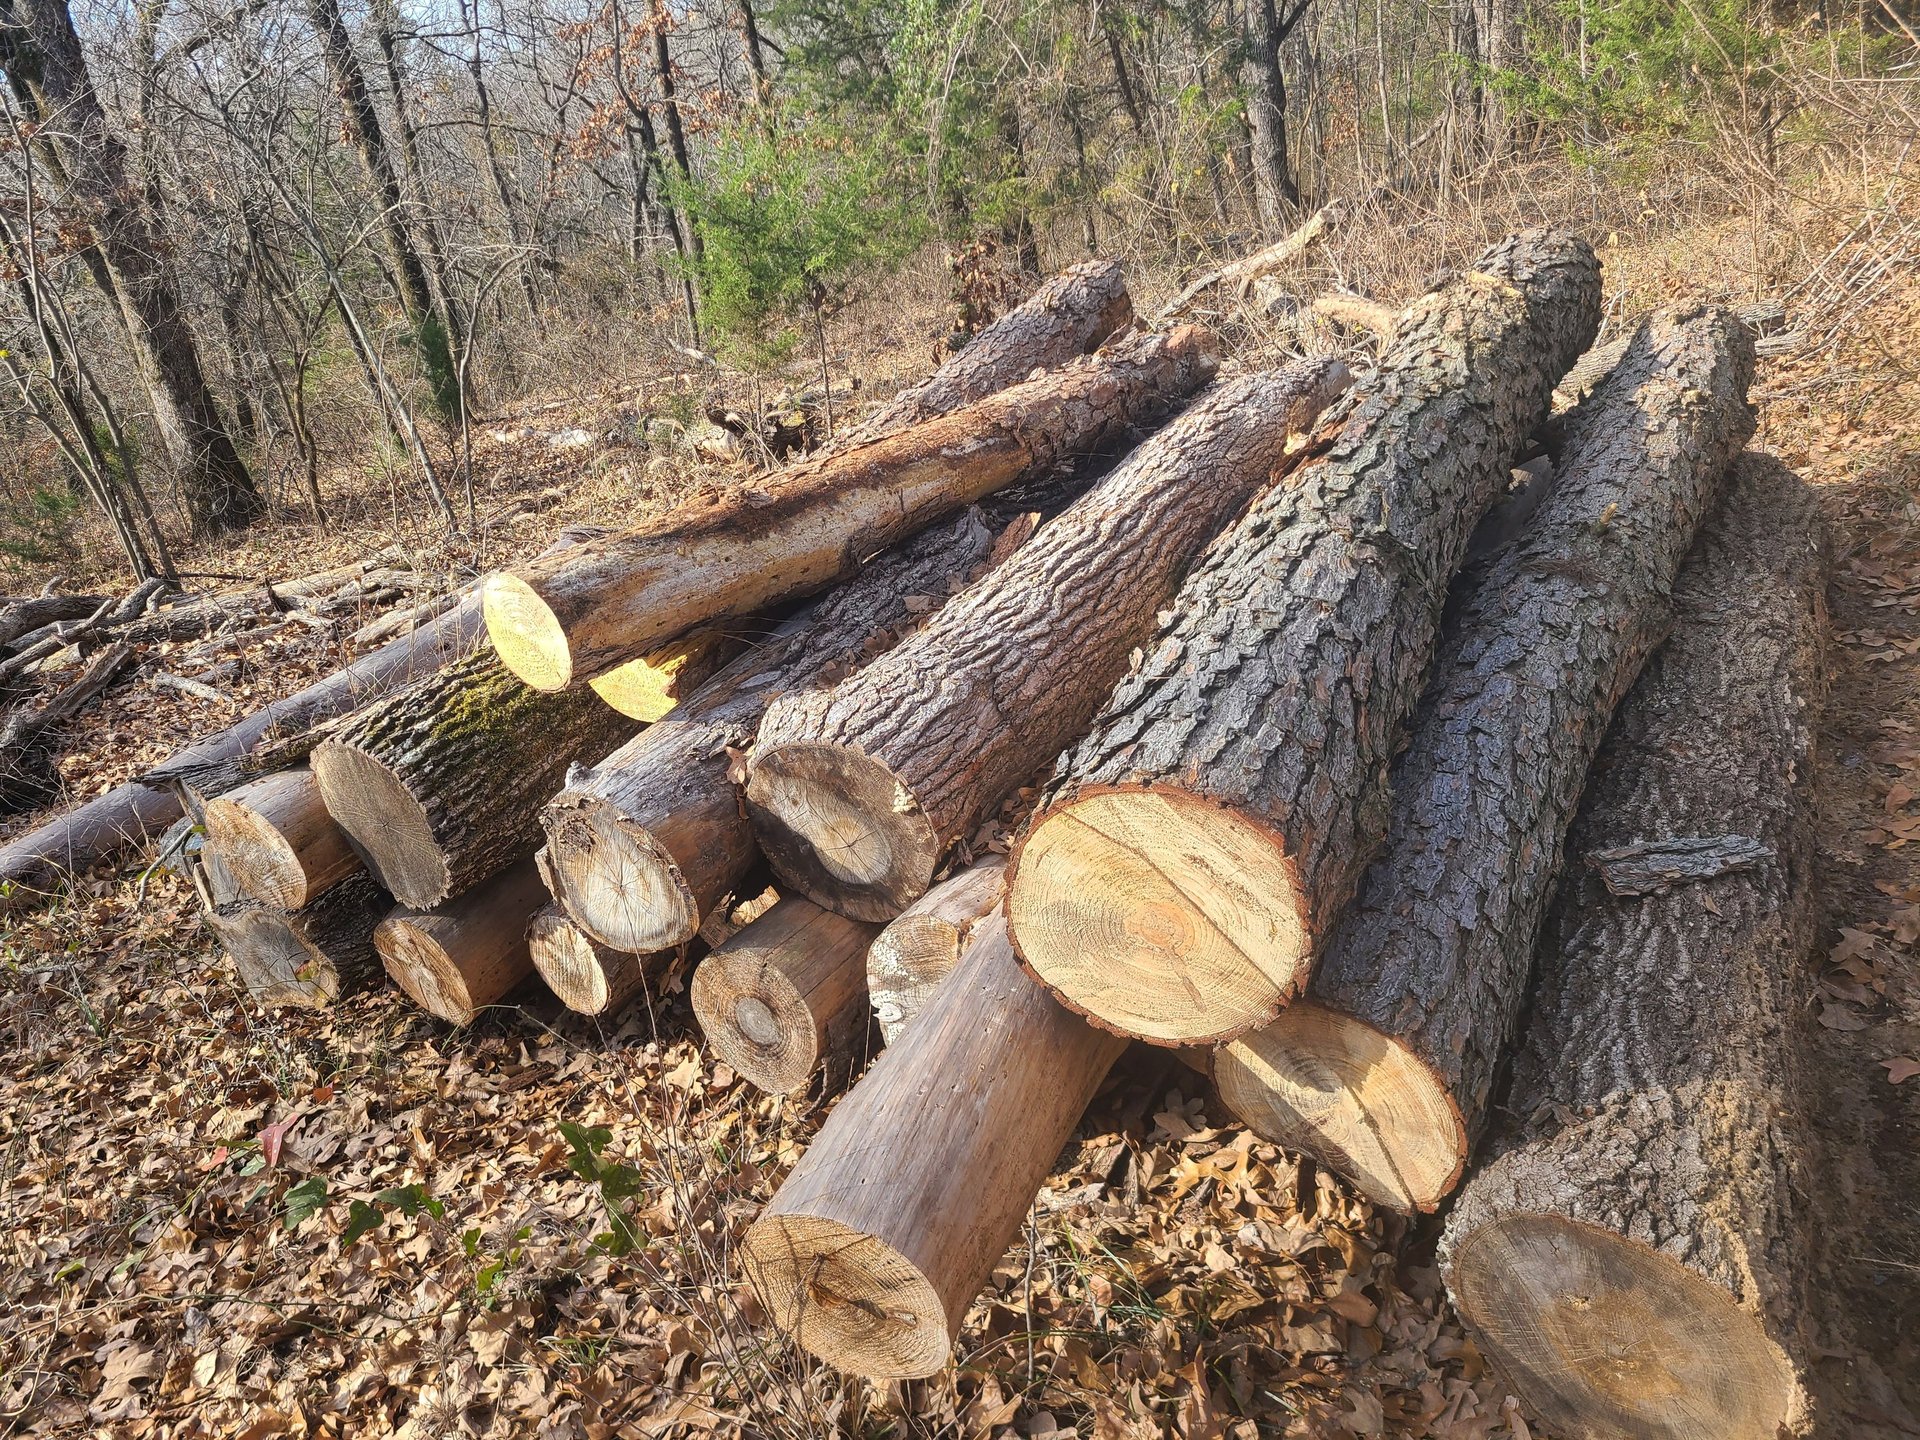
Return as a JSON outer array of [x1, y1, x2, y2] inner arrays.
[[206, 869, 392, 1008], [1006, 230, 1601, 1046], [746, 358, 1350, 921], [1439, 453, 1828, 1440], [868, 859, 1006, 1044], [375, 855, 549, 1025], [203, 765, 363, 910], [314, 647, 638, 908], [1214, 306, 1757, 1214], [741, 913, 1127, 1378], [482, 325, 1219, 691]]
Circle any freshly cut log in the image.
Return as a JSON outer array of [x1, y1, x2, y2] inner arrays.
[[374, 855, 550, 1024], [746, 358, 1350, 920], [484, 325, 1218, 691], [743, 912, 1126, 1377], [1213, 306, 1757, 1213], [587, 627, 735, 721], [868, 859, 1005, 1043], [690, 896, 881, 1094], [202, 767, 362, 909], [1006, 229, 1601, 1045], [1439, 455, 1827, 1440], [313, 648, 638, 908], [206, 870, 392, 1008], [526, 900, 673, 1018], [541, 506, 1008, 957]]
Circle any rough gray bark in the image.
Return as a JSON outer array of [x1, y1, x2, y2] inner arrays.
[[747, 359, 1350, 921], [1006, 230, 1602, 1046], [206, 869, 393, 1008], [1214, 306, 1757, 1213], [1440, 454, 1828, 1440]]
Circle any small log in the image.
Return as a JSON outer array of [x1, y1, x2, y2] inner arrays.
[[313, 647, 639, 908], [741, 913, 1126, 1378], [526, 896, 673, 1017], [206, 869, 392, 1007], [0, 592, 108, 649], [202, 767, 363, 909], [374, 856, 549, 1024], [484, 326, 1218, 691], [1154, 201, 1348, 323], [1005, 230, 1601, 1045], [1213, 306, 1758, 1212], [868, 859, 1006, 1044], [351, 591, 461, 648], [586, 626, 735, 721], [1439, 455, 1827, 1440], [746, 358, 1348, 919]]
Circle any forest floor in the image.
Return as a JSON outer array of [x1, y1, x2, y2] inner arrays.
[[3, 171, 1919, 1439]]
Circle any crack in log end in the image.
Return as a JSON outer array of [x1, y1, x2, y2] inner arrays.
[[375, 915, 477, 1026], [1007, 786, 1310, 1044], [483, 571, 573, 691], [540, 802, 702, 953]]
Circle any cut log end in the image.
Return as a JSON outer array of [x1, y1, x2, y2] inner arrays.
[[868, 914, 962, 1041], [1213, 1003, 1464, 1213], [1447, 1213, 1800, 1440], [203, 798, 309, 909], [745, 743, 940, 921], [312, 741, 450, 906], [206, 909, 344, 1008], [527, 906, 651, 1016], [201, 767, 360, 910], [692, 949, 821, 1093], [1009, 787, 1309, 1044], [541, 802, 701, 953], [586, 630, 731, 722], [375, 914, 480, 1024], [741, 1213, 950, 1379], [483, 572, 571, 691]]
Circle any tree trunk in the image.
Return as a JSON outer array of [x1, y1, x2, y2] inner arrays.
[[1005, 230, 1600, 1046], [741, 913, 1127, 1378], [375, 855, 549, 1024], [313, 647, 639, 908], [746, 358, 1349, 920], [483, 325, 1218, 691], [1214, 306, 1758, 1213], [206, 870, 392, 1008], [647, 0, 702, 265], [1438, 454, 1827, 1440], [0, 0, 263, 531], [868, 858, 1005, 1044], [203, 766, 364, 910], [690, 895, 881, 1095], [1242, 0, 1303, 228], [526, 895, 676, 1018]]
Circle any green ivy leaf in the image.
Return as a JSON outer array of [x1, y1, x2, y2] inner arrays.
[[282, 1176, 329, 1231], [342, 1199, 385, 1246]]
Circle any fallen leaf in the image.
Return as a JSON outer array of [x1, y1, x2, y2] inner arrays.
[[1882, 1057, 1920, 1084]]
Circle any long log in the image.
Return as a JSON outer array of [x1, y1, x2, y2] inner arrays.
[[690, 896, 881, 1094], [484, 325, 1219, 691], [540, 504, 1012, 957], [206, 869, 392, 1008], [867, 859, 1006, 1044], [1438, 454, 1826, 1440], [374, 855, 550, 1024], [202, 766, 363, 909], [745, 358, 1350, 920], [1004, 229, 1601, 1045], [313, 647, 638, 907], [526, 902, 675, 1019], [1212, 306, 1758, 1213], [741, 913, 1127, 1378]]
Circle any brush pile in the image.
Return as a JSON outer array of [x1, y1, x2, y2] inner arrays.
[[9, 235, 1835, 1437]]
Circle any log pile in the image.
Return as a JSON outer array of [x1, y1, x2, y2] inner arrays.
[[19, 243, 1838, 1433]]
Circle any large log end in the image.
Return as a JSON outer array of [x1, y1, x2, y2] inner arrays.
[[376, 912, 482, 1024], [540, 798, 703, 953], [312, 739, 449, 908], [483, 570, 572, 691], [206, 909, 341, 1008]]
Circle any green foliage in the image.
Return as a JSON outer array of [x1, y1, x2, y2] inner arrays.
[[558, 1121, 647, 1257], [677, 111, 922, 366], [342, 1182, 447, 1245], [409, 313, 463, 424], [281, 1176, 330, 1230], [0, 481, 85, 566]]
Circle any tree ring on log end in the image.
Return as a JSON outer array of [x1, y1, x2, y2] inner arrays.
[[1214, 1004, 1463, 1212], [1448, 1213, 1796, 1440], [312, 742, 450, 908], [528, 911, 610, 1014], [741, 1213, 950, 1379], [691, 953, 818, 1093], [745, 744, 941, 922], [203, 799, 306, 908], [206, 910, 336, 1008], [483, 572, 572, 691], [542, 803, 701, 953], [1007, 786, 1309, 1043], [375, 918, 476, 1025]]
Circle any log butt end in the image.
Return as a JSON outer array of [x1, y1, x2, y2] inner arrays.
[[542, 802, 702, 953], [375, 914, 478, 1025], [206, 909, 341, 1008], [745, 743, 941, 923], [691, 946, 822, 1094], [587, 630, 731, 721], [741, 1213, 950, 1379], [528, 906, 645, 1015], [483, 571, 572, 692], [1445, 1213, 1804, 1440], [1008, 786, 1309, 1044], [1214, 1004, 1464, 1213], [313, 741, 450, 909], [203, 797, 309, 909], [868, 916, 962, 1045]]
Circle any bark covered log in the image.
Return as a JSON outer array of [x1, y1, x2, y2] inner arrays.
[[375, 855, 550, 1024], [690, 895, 881, 1094], [745, 359, 1350, 921], [203, 766, 363, 909], [1005, 229, 1601, 1045], [1214, 306, 1757, 1213], [1438, 454, 1828, 1440], [314, 647, 638, 907], [206, 869, 392, 1008], [483, 325, 1219, 691], [741, 913, 1127, 1378], [868, 859, 1006, 1044]]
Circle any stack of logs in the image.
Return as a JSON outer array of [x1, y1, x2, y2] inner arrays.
[[14, 237, 1833, 1437]]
